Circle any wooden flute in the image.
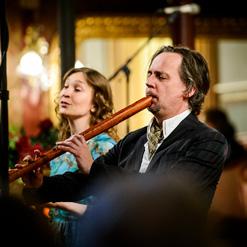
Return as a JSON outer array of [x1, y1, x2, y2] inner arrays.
[[8, 96, 152, 183]]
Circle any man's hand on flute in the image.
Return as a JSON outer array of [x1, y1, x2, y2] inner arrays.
[[56, 134, 94, 175], [15, 149, 44, 188]]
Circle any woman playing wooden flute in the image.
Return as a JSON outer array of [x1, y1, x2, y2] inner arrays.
[[20, 66, 118, 247]]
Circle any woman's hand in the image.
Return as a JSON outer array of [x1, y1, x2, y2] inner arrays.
[[46, 201, 88, 216], [56, 134, 94, 175], [15, 149, 44, 188]]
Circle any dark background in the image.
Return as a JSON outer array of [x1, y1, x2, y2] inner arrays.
[[6, 0, 247, 19]]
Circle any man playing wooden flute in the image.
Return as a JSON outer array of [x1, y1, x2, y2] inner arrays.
[[21, 45, 228, 221]]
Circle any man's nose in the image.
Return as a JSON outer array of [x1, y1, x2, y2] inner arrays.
[[146, 78, 155, 88]]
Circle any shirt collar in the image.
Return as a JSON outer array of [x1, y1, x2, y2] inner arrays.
[[148, 109, 191, 139]]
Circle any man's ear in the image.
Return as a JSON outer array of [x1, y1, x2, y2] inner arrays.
[[188, 87, 196, 97], [183, 87, 196, 99]]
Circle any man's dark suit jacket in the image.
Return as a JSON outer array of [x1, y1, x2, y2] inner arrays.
[[23, 113, 228, 210]]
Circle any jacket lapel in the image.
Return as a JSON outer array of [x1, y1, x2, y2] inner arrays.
[[124, 131, 147, 172], [147, 113, 198, 172]]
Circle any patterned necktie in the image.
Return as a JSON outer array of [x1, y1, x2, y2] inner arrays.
[[148, 121, 163, 159]]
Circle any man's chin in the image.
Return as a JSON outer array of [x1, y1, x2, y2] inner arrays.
[[148, 106, 160, 114]]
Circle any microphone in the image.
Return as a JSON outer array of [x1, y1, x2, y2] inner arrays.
[[160, 3, 200, 15]]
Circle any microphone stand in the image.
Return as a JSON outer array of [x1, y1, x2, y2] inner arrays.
[[108, 11, 178, 82], [108, 36, 153, 82], [121, 65, 131, 133], [0, 0, 10, 195], [107, 12, 179, 133], [108, 38, 152, 134]]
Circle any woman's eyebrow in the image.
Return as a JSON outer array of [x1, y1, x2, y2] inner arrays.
[[66, 79, 85, 85]]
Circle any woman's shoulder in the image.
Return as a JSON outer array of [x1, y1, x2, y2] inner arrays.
[[88, 133, 117, 159], [50, 152, 78, 175], [90, 132, 117, 144]]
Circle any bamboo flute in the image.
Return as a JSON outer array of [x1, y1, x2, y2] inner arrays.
[[8, 96, 152, 183]]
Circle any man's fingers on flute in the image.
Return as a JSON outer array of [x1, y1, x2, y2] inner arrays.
[[14, 155, 33, 169], [8, 168, 19, 174], [56, 145, 74, 154], [15, 163, 28, 169], [33, 149, 42, 159], [23, 154, 34, 163]]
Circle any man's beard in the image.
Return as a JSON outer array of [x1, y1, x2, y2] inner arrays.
[[148, 104, 160, 114]]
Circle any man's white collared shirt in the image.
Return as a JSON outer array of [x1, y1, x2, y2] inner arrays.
[[139, 109, 191, 173]]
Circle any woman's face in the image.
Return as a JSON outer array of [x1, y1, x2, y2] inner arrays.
[[59, 72, 94, 120]]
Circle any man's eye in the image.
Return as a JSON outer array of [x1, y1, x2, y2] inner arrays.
[[156, 73, 164, 80]]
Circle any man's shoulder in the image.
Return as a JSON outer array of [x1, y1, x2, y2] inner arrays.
[[191, 115, 227, 143], [129, 126, 147, 135], [119, 126, 147, 144], [182, 113, 227, 142]]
